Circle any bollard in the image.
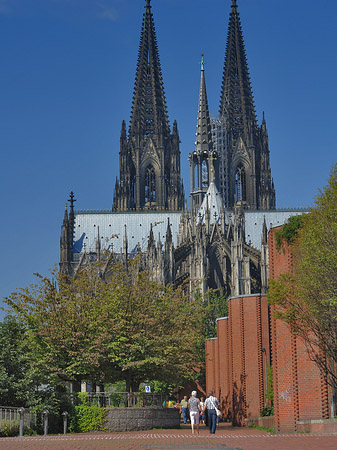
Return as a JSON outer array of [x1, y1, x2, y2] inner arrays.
[[18, 407, 25, 437], [62, 411, 68, 435], [42, 409, 49, 436]]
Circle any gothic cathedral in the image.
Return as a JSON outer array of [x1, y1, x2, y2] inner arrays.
[[60, 0, 302, 299]]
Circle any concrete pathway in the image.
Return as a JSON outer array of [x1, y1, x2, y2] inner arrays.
[[1, 423, 336, 449]]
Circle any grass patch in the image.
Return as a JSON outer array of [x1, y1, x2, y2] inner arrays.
[[249, 424, 275, 434]]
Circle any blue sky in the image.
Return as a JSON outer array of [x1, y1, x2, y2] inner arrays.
[[1, 0, 336, 315]]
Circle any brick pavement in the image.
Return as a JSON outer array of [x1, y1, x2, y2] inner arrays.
[[1, 423, 337, 450]]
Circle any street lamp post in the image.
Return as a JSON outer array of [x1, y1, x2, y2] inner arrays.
[[62, 411, 69, 435], [18, 407, 25, 437], [42, 409, 49, 436]]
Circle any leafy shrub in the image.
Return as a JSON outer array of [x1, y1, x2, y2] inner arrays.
[[0, 424, 36, 437], [69, 393, 106, 433], [274, 215, 304, 251], [261, 406, 274, 417], [109, 393, 122, 407]]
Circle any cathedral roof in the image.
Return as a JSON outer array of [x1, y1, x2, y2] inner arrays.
[[69, 207, 306, 261], [72, 211, 182, 258], [242, 210, 306, 249], [197, 181, 226, 224]]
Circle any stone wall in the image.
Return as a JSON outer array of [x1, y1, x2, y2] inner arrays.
[[104, 408, 180, 432]]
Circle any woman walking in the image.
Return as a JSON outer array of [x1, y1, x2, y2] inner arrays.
[[188, 391, 201, 434]]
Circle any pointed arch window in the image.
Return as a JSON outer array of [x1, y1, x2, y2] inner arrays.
[[131, 172, 136, 206], [235, 165, 246, 202], [145, 166, 156, 204], [201, 160, 208, 188]]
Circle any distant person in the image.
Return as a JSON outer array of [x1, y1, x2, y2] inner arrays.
[[174, 399, 181, 414], [180, 395, 189, 424], [188, 390, 201, 434], [165, 399, 174, 408], [202, 390, 220, 434], [199, 396, 206, 424]]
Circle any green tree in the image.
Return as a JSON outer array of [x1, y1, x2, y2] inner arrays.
[[6, 261, 205, 392], [0, 315, 35, 406], [269, 164, 337, 390], [0, 315, 75, 432], [201, 290, 229, 338], [6, 268, 114, 385]]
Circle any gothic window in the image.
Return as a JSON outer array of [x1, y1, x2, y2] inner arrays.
[[235, 165, 246, 202], [202, 160, 208, 188], [193, 163, 198, 190], [164, 172, 169, 206], [131, 173, 136, 206], [145, 166, 156, 203]]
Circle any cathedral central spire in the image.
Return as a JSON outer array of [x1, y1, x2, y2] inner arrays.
[[189, 54, 216, 210]]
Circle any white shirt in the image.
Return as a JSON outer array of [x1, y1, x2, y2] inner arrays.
[[205, 395, 219, 410]]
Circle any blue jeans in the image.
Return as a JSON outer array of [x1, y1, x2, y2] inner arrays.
[[207, 409, 217, 433], [182, 407, 189, 423]]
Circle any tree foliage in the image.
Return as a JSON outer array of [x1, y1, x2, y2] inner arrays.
[[5, 260, 205, 392], [0, 315, 36, 406], [0, 315, 73, 434], [199, 290, 229, 338], [269, 164, 337, 389]]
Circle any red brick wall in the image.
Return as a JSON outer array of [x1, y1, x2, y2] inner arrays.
[[205, 338, 216, 394], [205, 227, 331, 431], [206, 295, 270, 426], [217, 318, 231, 420], [269, 227, 330, 432]]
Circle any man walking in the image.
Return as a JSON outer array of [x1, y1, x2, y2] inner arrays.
[[202, 391, 220, 434], [180, 395, 189, 424]]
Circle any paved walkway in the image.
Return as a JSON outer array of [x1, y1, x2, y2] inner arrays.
[[1, 423, 337, 450]]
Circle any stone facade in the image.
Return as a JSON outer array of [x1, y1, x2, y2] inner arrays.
[[103, 408, 180, 432]]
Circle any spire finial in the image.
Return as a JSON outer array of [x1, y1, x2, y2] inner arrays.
[[200, 53, 205, 71], [146, 0, 151, 8], [232, 0, 237, 8], [68, 191, 76, 210]]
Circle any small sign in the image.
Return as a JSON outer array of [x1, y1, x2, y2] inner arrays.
[[145, 385, 151, 393]]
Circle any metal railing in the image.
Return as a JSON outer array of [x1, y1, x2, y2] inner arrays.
[[72, 392, 168, 408], [0, 406, 36, 432]]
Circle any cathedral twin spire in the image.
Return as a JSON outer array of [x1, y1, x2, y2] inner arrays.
[[218, 0, 276, 209], [220, 0, 257, 144], [113, 0, 184, 212], [129, 0, 169, 138]]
